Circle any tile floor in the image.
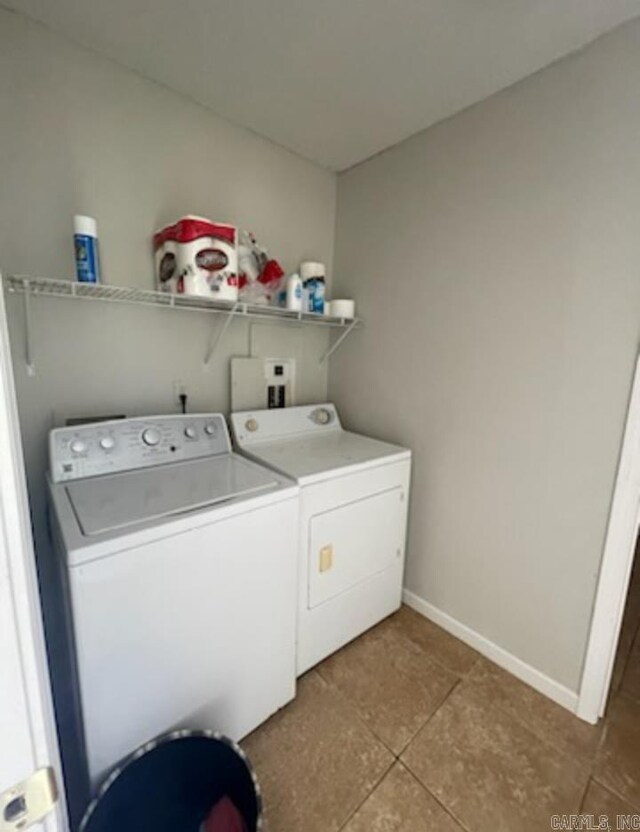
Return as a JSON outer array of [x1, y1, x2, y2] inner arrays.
[[244, 574, 640, 832]]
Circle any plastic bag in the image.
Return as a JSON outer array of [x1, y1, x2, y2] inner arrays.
[[237, 231, 285, 305]]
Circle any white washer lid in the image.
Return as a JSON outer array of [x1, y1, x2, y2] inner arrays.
[[243, 431, 409, 483], [65, 455, 279, 536]]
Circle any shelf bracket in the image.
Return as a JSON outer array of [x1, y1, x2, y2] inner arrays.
[[22, 279, 36, 376], [319, 318, 358, 365], [203, 301, 240, 366]]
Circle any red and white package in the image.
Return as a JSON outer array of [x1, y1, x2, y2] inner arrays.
[[153, 215, 238, 301]]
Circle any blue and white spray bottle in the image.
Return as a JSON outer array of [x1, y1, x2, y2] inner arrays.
[[74, 215, 101, 283]]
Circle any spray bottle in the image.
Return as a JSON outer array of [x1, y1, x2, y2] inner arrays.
[[74, 215, 101, 283]]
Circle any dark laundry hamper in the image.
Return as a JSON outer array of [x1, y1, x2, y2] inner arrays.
[[80, 730, 263, 832]]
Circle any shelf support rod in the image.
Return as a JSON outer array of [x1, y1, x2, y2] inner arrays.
[[319, 319, 358, 365], [203, 302, 239, 366], [22, 279, 35, 376]]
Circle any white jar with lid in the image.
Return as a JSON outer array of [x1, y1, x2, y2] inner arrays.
[[299, 261, 325, 281]]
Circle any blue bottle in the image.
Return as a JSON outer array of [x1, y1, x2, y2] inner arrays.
[[74, 215, 101, 283]]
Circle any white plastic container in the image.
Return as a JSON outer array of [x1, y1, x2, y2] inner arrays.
[[286, 274, 303, 311]]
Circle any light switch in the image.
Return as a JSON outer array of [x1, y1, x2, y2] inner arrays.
[[319, 545, 333, 573]]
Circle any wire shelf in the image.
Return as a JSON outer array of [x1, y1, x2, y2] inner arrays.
[[2, 274, 361, 373], [4, 275, 360, 328]]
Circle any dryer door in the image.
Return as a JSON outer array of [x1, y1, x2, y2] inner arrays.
[[308, 487, 404, 609]]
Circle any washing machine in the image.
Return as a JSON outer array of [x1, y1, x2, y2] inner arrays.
[[48, 413, 299, 788], [230, 404, 411, 674]]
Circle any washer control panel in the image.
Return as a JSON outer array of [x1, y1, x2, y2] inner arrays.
[[49, 414, 230, 482]]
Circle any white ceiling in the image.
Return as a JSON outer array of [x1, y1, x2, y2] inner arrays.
[[5, 0, 640, 170]]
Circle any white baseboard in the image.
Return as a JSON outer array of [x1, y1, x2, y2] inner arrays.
[[402, 589, 579, 714]]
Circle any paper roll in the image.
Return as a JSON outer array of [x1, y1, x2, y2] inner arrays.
[[154, 216, 238, 300], [330, 299, 355, 319]]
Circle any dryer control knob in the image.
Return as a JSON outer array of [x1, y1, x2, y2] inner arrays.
[[70, 439, 87, 455], [204, 423, 218, 436], [142, 428, 161, 447], [245, 419, 258, 432], [184, 427, 197, 439], [311, 407, 332, 425], [99, 436, 115, 451]]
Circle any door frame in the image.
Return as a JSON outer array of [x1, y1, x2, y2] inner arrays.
[[577, 351, 640, 723], [0, 275, 67, 830]]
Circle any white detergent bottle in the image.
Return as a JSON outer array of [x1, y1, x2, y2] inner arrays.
[[286, 273, 303, 311]]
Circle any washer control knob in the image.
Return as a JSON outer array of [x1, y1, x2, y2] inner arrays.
[[204, 423, 217, 437], [245, 419, 258, 432], [99, 436, 115, 451], [142, 428, 161, 447], [184, 426, 197, 439], [70, 439, 87, 455]]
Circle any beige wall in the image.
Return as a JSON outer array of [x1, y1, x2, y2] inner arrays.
[[0, 7, 336, 545], [330, 20, 640, 692]]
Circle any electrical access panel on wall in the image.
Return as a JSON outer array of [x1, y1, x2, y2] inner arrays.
[[231, 357, 296, 411]]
